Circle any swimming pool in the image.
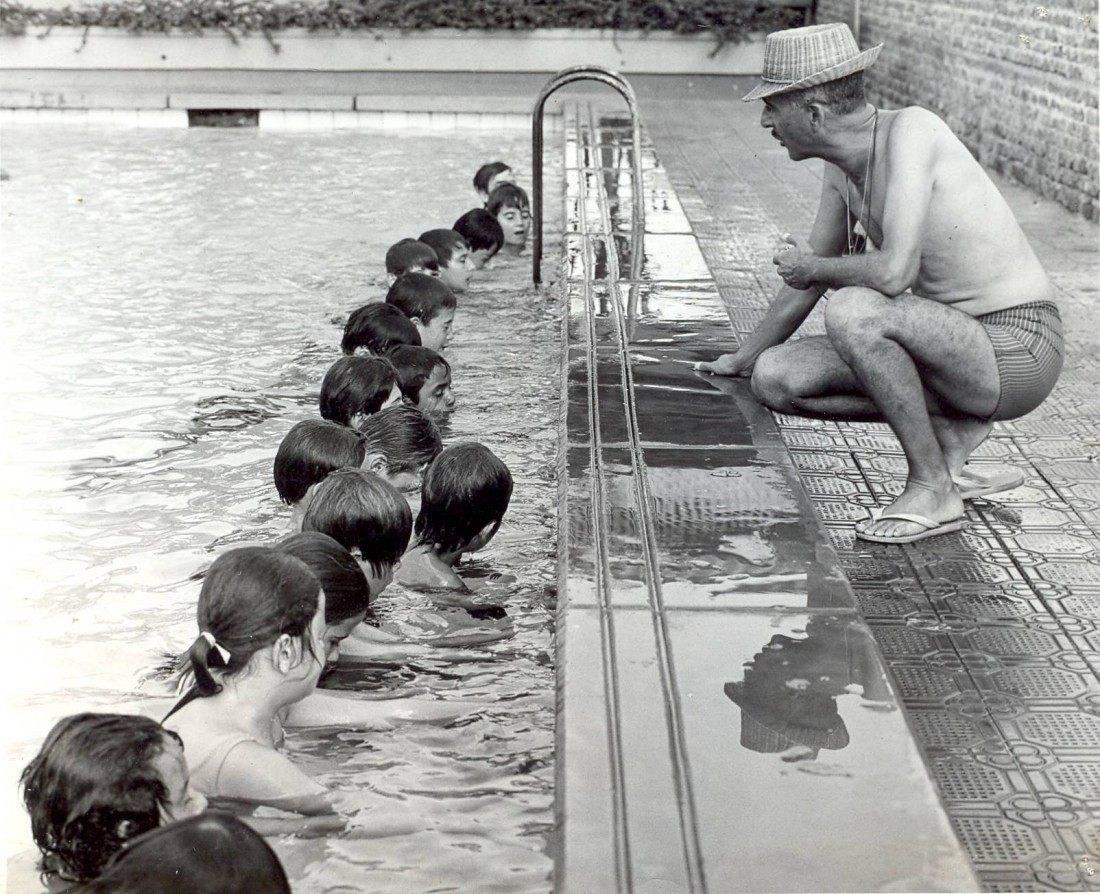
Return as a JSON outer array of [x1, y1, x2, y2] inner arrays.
[[1, 125, 562, 891]]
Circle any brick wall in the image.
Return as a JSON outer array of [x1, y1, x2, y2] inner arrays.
[[814, 0, 1099, 219]]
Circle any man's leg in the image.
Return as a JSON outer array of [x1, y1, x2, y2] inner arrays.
[[751, 337, 995, 477], [819, 288, 1000, 538]]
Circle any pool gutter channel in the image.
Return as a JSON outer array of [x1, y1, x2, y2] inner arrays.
[[554, 101, 980, 892]]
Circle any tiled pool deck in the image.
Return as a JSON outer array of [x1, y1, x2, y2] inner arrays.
[[556, 89, 1099, 892]]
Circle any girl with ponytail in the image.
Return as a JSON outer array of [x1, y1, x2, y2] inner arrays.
[[163, 547, 337, 824]]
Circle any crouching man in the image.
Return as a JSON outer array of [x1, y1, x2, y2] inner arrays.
[[700, 23, 1063, 544]]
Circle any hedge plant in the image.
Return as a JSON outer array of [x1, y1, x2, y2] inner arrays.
[[0, 0, 802, 51]]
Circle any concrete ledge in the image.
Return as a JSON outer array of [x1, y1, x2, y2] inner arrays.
[[0, 27, 764, 75], [168, 91, 353, 110]]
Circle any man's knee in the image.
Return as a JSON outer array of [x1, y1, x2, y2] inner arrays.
[[750, 349, 796, 411], [824, 287, 889, 343]]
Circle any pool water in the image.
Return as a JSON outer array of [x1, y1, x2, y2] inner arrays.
[[1, 126, 562, 891]]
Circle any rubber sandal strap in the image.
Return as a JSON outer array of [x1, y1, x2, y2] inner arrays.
[[871, 512, 941, 530]]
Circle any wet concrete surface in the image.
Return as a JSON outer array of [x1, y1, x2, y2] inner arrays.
[[556, 104, 979, 892]]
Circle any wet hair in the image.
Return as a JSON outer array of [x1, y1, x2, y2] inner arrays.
[[486, 182, 530, 216], [386, 345, 450, 405], [78, 812, 290, 894], [273, 419, 365, 505], [341, 302, 421, 356], [385, 272, 457, 325], [418, 229, 468, 267], [188, 547, 320, 696], [300, 468, 412, 576], [453, 209, 504, 256], [415, 442, 513, 554], [277, 531, 371, 623], [20, 713, 180, 883], [359, 403, 443, 474], [473, 161, 511, 196], [787, 71, 866, 114], [319, 355, 398, 426], [385, 238, 439, 277]]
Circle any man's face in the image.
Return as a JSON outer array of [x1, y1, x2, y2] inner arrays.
[[416, 362, 455, 418], [496, 204, 530, 247], [417, 307, 455, 352], [760, 96, 815, 161]]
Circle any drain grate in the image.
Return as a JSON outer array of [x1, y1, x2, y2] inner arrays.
[[971, 627, 1060, 657], [995, 667, 1089, 699], [1044, 762, 1100, 800], [1015, 713, 1100, 749], [891, 664, 959, 698], [929, 757, 1012, 801], [909, 710, 987, 748]]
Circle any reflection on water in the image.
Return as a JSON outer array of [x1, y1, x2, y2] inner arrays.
[[1, 126, 560, 890], [724, 615, 892, 760]]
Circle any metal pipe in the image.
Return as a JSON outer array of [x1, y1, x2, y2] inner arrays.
[[531, 65, 646, 285]]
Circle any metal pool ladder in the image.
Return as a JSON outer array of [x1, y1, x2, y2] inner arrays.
[[531, 65, 646, 285]]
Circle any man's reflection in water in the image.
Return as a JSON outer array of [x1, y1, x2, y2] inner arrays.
[[724, 616, 892, 759]]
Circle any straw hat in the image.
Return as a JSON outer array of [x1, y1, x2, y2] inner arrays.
[[742, 22, 882, 102]]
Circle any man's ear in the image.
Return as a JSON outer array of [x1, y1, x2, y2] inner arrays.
[[807, 101, 827, 130]]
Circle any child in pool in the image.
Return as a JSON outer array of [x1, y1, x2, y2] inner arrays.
[[341, 302, 421, 356], [386, 345, 455, 419], [418, 229, 473, 294], [273, 419, 365, 531], [384, 238, 440, 282], [76, 813, 290, 894], [357, 403, 443, 491], [452, 209, 504, 270], [486, 182, 531, 256], [396, 442, 513, 591], [162, 548, 343, 822], [473, 160, 514, 203], [385, 273, 456, 353], [19, 713, 207, 888], [319, 355, 402, 428]]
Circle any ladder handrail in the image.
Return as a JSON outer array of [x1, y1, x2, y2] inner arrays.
[[531, 65, 646, 285]]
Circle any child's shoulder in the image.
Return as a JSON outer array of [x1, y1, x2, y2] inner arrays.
[[396, 551, 467, 591]]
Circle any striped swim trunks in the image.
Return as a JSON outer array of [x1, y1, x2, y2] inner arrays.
[[976, 301, 1064, 421]]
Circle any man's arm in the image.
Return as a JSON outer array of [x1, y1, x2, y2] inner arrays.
[[775, 109, 937, 296], [698, 174, 849, 376]]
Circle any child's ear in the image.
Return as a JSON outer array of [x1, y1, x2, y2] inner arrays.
[[350, 411, 368, 431], [362, 451, 388, 476], [272, 633, 302, 674], [386, 273, 397, 286]]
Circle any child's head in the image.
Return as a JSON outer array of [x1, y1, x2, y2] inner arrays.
[[452, 209, 504, 269], [277, 531, 371, 665], [358, 403, 444, 489], [21, 713, 207, 884], [386, 345, 455, 418], [319, 355, 401, 429], [385, 273, 457, 352], [273, 419, 365, 509], [188, 547, 324, 701], [300, 468, 412, 596], [384, 238, 440, 281], [486, 183, 531, 249], [415, 442, 513, 557], [79, 813, 290, 894], [341, 302, 421, 356], [473, 161, 514, 202], [418, 229, 472, 293]]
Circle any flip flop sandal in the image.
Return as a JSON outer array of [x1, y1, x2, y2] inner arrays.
[[856, 512, 968, 545], [954, 467, 1026, 500]]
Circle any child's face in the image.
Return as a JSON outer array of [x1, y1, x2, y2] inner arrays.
[[496, 204, 530, 247], [468, 248, 495, 270], [439, 245, 473, 293], [323, 613, 366, 666], [416, 363, 455, 417], [416, 308, 455, 352], [153, 737, 207, 823]]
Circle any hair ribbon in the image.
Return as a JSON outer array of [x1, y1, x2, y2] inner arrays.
[[200, 631, 232, 665]]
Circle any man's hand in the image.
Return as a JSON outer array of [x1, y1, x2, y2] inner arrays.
[[772, 234, 817, 291], [695, 354, 752, 377]]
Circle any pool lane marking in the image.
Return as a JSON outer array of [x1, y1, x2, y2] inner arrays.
[[572, 104, 635, 894], [583, 102, 708, 894]]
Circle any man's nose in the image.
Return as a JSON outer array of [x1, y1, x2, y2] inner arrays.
[[760, 108, 772, 128]]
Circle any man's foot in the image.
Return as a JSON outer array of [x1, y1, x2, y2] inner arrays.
[[931, 415, 993, 477], [855, 478, 965, 541], [954, 466, 1026, 500]]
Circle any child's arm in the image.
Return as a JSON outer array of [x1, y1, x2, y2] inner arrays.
[[283, 691, 482, 727], [242, 814, 348, 838], [216, 741, 334, 816]]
